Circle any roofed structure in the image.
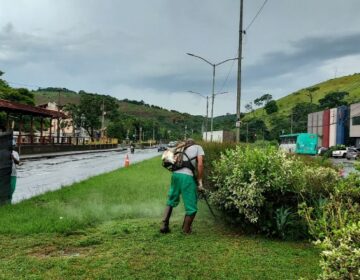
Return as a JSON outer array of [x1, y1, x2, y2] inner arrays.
[[0, 99, 67, 119]]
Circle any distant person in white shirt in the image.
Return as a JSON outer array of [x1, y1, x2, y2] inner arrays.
[[10, 140, 20, 203]]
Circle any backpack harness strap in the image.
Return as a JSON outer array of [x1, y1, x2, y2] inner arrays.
[[181, 149, 197, 174]]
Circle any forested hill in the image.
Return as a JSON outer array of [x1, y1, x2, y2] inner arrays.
[[2, 72, 360, 142], [32, 88, 205, 141], [247, 73, 360, 119], [239, 73, 360, 142]]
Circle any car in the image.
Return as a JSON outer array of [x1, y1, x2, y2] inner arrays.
[[167, 141, 178, 148], [157, 144, 168, 152], [318, 147, 329, 156], [332, 146, 348, 158], [346, 147, 360, 160]]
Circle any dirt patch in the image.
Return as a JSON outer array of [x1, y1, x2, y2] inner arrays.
[[29, 245, 90, 259]]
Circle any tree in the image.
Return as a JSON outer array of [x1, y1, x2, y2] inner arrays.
[[65, 92, 119, 138], [269, 115, 291, 140], [305, 86, 319, 104], [291, 102, 318, 133], [245, 102, 253, 113], [107, 121, 126, 140], [264, 100, 278, 115], [0, 71, 34, 105], [240, 117, 268, 142], [318, 91, 349, 109], [254, 94, 273, 113], [261, 94, 273, 105]]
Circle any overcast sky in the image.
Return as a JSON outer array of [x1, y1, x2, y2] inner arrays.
[[1, 0, 360, 116]]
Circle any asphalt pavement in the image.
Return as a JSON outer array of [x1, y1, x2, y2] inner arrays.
[[331, 158, 358, 177], [13, 148, 160, 203]]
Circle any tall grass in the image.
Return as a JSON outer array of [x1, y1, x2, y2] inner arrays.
[[0, 157, 171, 234]]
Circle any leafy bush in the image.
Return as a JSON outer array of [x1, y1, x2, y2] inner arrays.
[[209, 146, 339, 239], [316, 222, 360, 280], [299, 196, 360, 241], [252, 140, 279, 148], [200, 141, 237, 190], [299, 166, 360, 279], [299, 165, 360, 241]]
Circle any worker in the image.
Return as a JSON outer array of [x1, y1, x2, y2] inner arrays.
[[160, 139, 205, 234], [10, 140, 20, 203]]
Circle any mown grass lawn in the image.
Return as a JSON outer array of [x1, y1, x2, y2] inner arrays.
[[0, 157, 320, 279]]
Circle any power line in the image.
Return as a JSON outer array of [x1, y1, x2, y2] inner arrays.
[[245, 0, 269, 32], [218, 53, 237, 93]]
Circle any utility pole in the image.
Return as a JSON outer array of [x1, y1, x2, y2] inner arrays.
[[205, 96, 209, 141], [210, 66, 215, 142], [152, 125, 155, 142], [236, 0, 244, 143], [290, 113, 293, 134]]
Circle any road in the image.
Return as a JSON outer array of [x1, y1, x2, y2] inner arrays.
[[13, 149, 160, 203], [12, 151, 357, 203], [331, 158, 358, 177]]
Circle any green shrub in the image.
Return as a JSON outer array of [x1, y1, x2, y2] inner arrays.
[[299, 166, 360, 241], [299, 167, 360, 279], [209, 146, 339, 239], [316, 222, 360, 280], [200, 141, 237, 190], [299, 196, 360, 241]]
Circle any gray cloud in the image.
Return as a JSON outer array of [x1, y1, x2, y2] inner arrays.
[[1, 0, 360, 116], [244, 32, 360, 84]]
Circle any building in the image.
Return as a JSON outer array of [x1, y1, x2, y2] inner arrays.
[[349, 102, 360, 147], [37, 102, 75, 137], [307, 102, 360, 148], [202, 130, 235, 142], [307, 111, 323, 147]]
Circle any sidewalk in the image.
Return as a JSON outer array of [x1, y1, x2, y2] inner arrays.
[[21, 147, 127, 160]]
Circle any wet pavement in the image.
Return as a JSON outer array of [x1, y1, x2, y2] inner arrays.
[[331, 158, 358, 177], [13, 149, 160, 203]]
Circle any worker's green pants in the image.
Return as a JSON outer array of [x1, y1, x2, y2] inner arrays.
[[166, 173, 197, 216]]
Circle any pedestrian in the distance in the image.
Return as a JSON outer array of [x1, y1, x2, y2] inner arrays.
[[130, 142, 135, 154], [160, 139, 205, 234], [10, 140, 20, 203]]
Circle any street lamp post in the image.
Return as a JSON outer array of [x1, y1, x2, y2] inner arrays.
[[188, 90, 227, 141], [187, 53, 237, 141], [80, 113, 86, 139]]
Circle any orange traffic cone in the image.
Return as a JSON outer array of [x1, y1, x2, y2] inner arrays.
[[124, 154, 130, 167]]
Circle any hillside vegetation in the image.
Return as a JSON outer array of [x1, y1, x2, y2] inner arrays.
[[32, 88, 204, 141], [3, 72, 360, 142], [245, 73, 360, 120], [238, 73, 360, 142]]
